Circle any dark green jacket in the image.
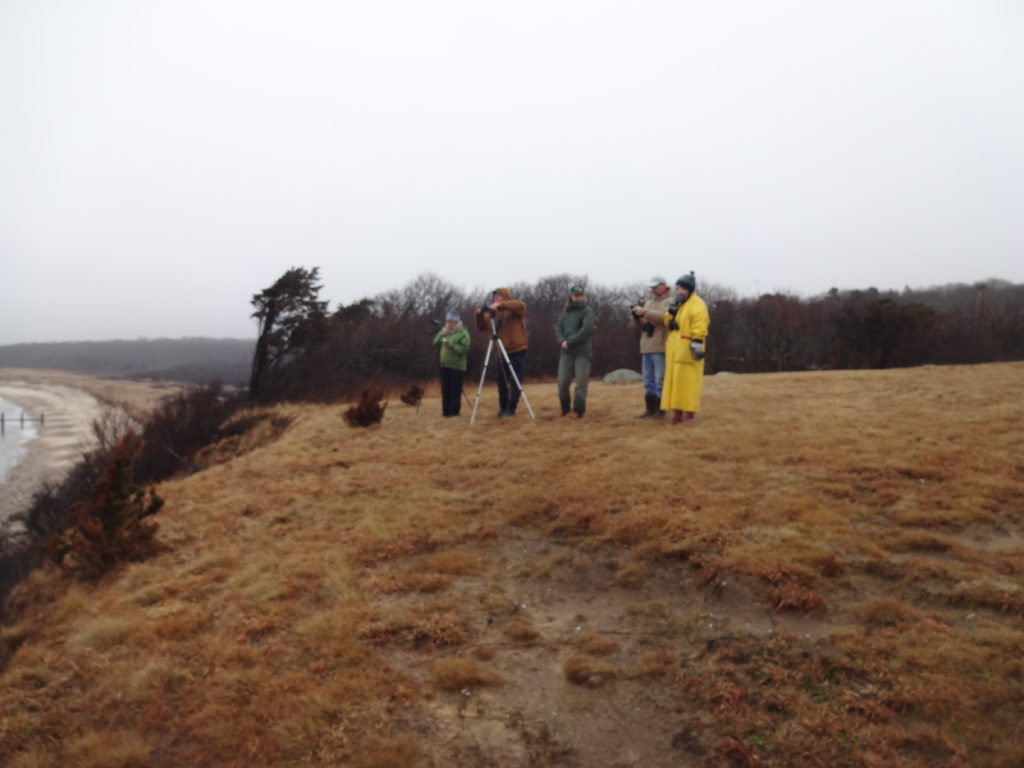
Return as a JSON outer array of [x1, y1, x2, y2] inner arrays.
[[556, 301, 596, 360], [433, 323, 470, 370]]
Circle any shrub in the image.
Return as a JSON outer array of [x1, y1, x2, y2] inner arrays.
[[132, 384, 244, 483], [45, 432, 163, 580], [399, 385, 424, 407], [344, 390, 387, 427]]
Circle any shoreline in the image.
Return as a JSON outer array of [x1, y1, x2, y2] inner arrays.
[[0, 370, 180, 526], [0, 382, 108, 524]]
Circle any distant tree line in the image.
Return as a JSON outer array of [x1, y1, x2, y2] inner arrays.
[[0, 338, 253, 385], [249, 268, 1024, 403]]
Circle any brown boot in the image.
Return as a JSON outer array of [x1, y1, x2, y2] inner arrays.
[[671, 410, 684, 424]]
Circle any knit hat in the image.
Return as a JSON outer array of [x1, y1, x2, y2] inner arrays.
[[493, 287, 512, 299], [676, 272, 696, 291], [569, 284, 585, 295], [445, 309, 461, 322], [649, 274, 667, 287]]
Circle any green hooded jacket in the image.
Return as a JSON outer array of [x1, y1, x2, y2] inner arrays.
[[433, 323, 471, 371]]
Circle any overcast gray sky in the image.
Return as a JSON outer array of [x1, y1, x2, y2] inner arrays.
[[2, 1, 1021, 344]]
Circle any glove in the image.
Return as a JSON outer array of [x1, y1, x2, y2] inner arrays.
[[668, 318, 679, 331], [689, 339, 705, 360]]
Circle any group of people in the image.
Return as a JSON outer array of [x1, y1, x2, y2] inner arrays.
[[431, 273, 710, 425]]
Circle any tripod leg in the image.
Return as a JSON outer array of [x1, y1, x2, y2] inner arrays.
[[494, 339, 536, 420], [470, 340, 495, 425]]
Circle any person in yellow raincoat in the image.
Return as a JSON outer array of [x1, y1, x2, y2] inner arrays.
[[661, 272, 710, 424]]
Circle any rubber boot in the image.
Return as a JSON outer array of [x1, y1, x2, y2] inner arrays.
[[650, 394, 666, 419], [635, 393, 656, 419]]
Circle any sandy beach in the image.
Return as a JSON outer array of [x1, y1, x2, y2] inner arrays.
[[0, 369, 179, 524]]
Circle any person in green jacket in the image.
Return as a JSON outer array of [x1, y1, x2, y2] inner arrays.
[[556, 284, 597, 418], [433, 309, 471, 417]]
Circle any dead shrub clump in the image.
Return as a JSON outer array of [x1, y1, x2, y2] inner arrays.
[[429, 657, 503, 691], [344, 390, 387, 427], [399, 385, 424, 407]]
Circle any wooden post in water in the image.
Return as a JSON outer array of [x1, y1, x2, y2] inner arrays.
[[1, 412, 4, 435]]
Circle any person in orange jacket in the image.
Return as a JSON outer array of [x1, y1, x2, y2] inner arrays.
[[474, 287, 529, 418]]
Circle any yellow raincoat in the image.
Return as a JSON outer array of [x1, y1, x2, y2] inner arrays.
[[660, 292, 710, 412]]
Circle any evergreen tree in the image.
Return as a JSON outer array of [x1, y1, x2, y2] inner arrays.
[[249, 266, 328, 398]]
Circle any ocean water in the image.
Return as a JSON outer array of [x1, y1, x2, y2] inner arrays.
[[0, 395, 37, 482]]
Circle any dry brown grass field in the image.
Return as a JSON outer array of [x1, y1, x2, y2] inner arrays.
[[2, 363, 1023, 767]]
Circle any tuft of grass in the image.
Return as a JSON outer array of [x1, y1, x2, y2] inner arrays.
[[577, 633, 620, 656], [67, 615, 139, 651], [420, 549, 481, 575], [855, 596, 925, 627], [472, 645, 497, 660], [429, 657, 503, 691], [501, 618, 540, 643], [125, 656, 190, 702], [564, 653, 617, 687], [615, 561, 647, 588]]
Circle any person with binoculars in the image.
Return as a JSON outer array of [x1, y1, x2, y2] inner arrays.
[[433, 308, 471, 418], [630, 275, 674, 419], [661, 272, 710, 425]]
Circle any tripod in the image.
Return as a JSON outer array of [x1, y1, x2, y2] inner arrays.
[[470, 315, 536, 424]]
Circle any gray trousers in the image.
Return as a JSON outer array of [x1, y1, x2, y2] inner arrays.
[[557, 352, 592, 415]]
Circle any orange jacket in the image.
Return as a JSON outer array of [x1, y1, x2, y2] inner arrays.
[[476, 298, 528, 353]]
